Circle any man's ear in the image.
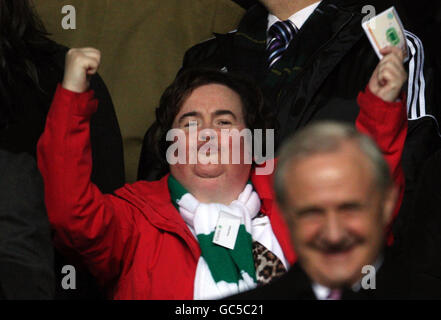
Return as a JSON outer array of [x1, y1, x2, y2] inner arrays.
[[381, 185, 399, 227]]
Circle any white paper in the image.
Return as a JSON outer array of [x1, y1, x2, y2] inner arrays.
[[213, 211, 241, 250], [362, 6, 409, 62]]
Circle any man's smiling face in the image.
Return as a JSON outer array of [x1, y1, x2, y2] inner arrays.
[[283, 141, 395, 289]]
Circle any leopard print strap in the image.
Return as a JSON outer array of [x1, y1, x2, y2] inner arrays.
[[252, 241, 287, 286]]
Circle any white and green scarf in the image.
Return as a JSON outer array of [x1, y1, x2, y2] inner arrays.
[[168, 175, 287, 300]]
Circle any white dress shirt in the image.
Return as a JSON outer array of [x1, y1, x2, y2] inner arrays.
[[312, 255, 384, 300], [312, 282, 332, 300], [267, 1, 322, 43]]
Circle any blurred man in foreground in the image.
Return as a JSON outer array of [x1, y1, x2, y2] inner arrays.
[[229, 45, 414, 299], [231, 121, 412, 299]]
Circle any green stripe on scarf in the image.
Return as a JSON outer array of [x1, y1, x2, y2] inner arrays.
[[168, 175, 257, 284], [197, 225, 256, 283], [168, 175, 188, 210]]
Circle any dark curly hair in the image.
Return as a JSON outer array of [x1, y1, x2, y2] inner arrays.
[[147, 68, 276, 178]]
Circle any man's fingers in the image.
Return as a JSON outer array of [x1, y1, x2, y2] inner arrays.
[[78, 56, 100, 72], [80, 49, 101, 76], [378, 53, 406, 84], [379, 66, 400, 79], [86, 67, 98, 75], [380, 50, 404, 67], [70, 52, 101, 72], [370, 46, 406, 102], [76, 47, 101, 57], [67, 48, 101, 62], [82, 50, 101, 61], [378, 69, 404, 92], [63, 47, 101, 93], [380, 45, 402, 56], [379, 61, 402, 77], [379, 62, 402, 78], [80, 47, 100, 52], [380, 46, 404, 62]]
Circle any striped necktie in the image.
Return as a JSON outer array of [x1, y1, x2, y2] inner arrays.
[[267, 20, 298, 69]]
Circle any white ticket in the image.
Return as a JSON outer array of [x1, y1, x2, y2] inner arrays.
[[362, 6, 409, 61]]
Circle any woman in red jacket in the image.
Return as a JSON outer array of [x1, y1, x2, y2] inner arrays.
[[37, 46, 407, 299]]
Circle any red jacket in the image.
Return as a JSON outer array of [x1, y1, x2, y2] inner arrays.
[[37, 85, 406, 300]]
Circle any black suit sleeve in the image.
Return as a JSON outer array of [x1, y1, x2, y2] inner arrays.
[[88, 74, 126, 193], [0, 151, 55, 299]]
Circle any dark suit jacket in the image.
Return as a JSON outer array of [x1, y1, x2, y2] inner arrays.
[[0, 150, 54, 299], [228, 249, 412, 300], [406, 149, 441, 299]]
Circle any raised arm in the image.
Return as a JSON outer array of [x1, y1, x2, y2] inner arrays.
[[37, 48, 134, 286], [355, 46, 408, 240]]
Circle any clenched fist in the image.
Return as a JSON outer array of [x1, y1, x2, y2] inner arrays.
[[368, 46, 407, 102], [62, 48, 101, 93]]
